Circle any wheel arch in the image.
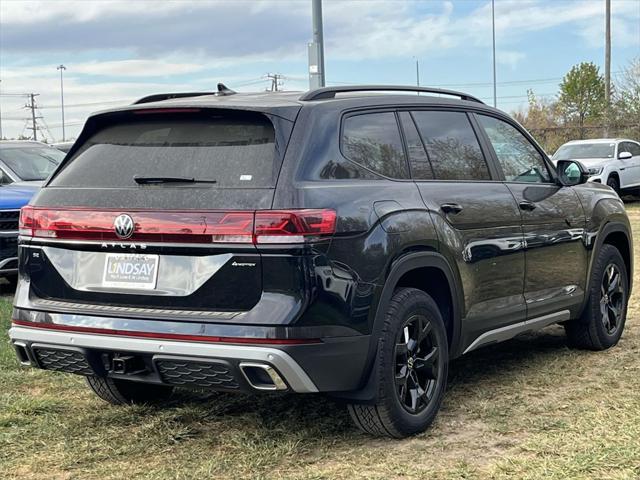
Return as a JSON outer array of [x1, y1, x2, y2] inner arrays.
[[585, 221, 633, 311], [606, 171, 620, 188], [332, 251, 464, 404]]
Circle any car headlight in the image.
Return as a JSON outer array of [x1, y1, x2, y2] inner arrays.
[[588, 166, 603, 175]]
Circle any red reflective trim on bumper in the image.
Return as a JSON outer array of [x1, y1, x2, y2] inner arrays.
[[11, 319, 321, 345]]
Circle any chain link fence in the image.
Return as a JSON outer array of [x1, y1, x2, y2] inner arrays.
[[528, 124, 640, 155]]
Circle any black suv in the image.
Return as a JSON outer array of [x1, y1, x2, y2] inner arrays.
[[9, 85, 632, 438]]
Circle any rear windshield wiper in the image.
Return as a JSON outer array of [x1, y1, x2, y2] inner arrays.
[[133, 176, 217, 185]]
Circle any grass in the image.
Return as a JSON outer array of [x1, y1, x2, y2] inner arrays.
[[2, 207, 640, 479]]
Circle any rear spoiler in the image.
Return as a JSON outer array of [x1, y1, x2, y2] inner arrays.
[[133, 83, 237, 105]]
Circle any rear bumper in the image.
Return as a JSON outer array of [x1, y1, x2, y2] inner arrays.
[[9, 322, 371, 394]]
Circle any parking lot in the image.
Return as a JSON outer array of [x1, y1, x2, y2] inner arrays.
[[1, 205, 639, 480]]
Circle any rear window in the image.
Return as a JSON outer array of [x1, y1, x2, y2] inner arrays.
[[49, 112, 277, 188]]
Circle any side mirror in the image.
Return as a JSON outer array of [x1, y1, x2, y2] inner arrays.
[[618, 151, 633, 160], [556, 160, 589, 186]]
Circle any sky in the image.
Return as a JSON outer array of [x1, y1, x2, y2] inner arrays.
[[0, 0, 639, 141]]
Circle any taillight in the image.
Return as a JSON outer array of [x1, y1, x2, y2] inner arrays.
[[254, 209, 336, 244], [19, 207, 254, 243], [18, 206, 36, 237], [19, 207, 336, 244]]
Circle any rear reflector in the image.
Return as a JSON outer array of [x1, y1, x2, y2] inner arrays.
[[19, 207, 336, 244], [11, 319, 322, 345]]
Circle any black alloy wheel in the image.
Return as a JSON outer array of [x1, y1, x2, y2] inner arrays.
[[394, 314, 440, 414], [600, 263, 624, 335]]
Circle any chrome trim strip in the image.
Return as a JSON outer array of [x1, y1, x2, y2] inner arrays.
[[9, 326, 319, 393], [32, 298, 242, 320], [463, 310, 570, 354], [20, 236, 255, 249]]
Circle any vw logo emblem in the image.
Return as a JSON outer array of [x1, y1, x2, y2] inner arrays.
[[113, 214, 135, 240]]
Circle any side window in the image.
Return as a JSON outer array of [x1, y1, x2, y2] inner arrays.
[[411, 111, 491, 181], [0, 168, 13, 185], [477, 115, 551, 183], [342, 112, 409, 179], [398, 112, 433, 180], [621, 142, 640, 156]]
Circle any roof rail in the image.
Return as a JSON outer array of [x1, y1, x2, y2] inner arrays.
[[299, 85, 484, 104], [133, 83, 237, 105]]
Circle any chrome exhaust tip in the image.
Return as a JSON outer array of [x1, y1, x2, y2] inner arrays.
[[239, 363, 288, 391]]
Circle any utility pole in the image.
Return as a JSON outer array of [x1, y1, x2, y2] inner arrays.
[[57, 64, 66, 141], [26, 93, 41, 141], [604, 0, 611, 136], [491, 0, 497, 108], [266, 73, 283, 92], [415, 58, 420, 87], [308, 0, 325, 89], [0, 79, 3, 140]]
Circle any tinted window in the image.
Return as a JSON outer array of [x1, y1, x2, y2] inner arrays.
[[50, 113, 277, 188], [342, 112, 409, 179], [478, 115, 551, 183], [411, 111, 490, 181], [621, 142, 640, 156], [398, 112, 433, 180], [0, 146, 65, 181]]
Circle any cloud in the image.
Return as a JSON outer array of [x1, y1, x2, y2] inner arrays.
[[0, 0, 638, 140], [2, 1, 637, 64], [496, 50, 526, 70]]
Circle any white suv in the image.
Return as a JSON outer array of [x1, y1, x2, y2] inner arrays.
[[553, 138, 640, 194]]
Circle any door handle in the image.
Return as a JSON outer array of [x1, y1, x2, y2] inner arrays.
[[519, 201, 537, 211], [441, 203, 463, 215]]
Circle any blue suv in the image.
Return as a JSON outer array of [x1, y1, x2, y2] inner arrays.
[[1, 184, 37, 282]]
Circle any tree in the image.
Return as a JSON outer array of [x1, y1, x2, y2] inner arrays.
[[558, 62, 606, 138], [613, 57, 640, 136]]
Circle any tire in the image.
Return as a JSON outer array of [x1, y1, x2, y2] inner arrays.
[[348, 288, 448, 438], [565, 244, 628, 350], [606, 175, 620, 195], [86, 376, 174, 405]]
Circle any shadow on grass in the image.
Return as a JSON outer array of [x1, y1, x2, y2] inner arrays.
[[0, 277, 16, 297], [144, 326, 574, 437]]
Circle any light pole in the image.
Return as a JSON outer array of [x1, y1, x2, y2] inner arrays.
[[309, 0, 325, 89], [57, 64, 66, 141], [491, 0, 497, 108]]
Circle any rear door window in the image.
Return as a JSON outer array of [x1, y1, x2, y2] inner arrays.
[[342, 112, 409, 179], [50, 112, 278, 188], [398, 112, 433, 180], [411, 111, 490, 181]]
